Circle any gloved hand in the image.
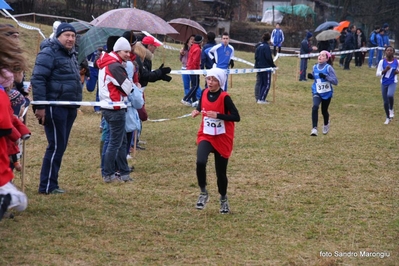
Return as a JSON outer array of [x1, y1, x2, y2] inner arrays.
[[158, 64, 171, 75], [307, 73, 314, 80], [229, 59, 234, 68], [319, 73, 326, 79], [161, 74, 172, 82]]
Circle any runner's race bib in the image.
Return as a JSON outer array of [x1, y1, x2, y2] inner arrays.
[[203, 117, 226, 135], [316, 81, 331, 94]]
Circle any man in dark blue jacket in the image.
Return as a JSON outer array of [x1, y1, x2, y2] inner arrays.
[[343, 25, 357, 70], [254, 32, 276, 103], [200, 31, 217, 88], [299, 31, 316, 81], [32, 23, 82, 194]]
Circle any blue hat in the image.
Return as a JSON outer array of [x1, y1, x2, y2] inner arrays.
[[56, 23, 76, 38], [306, 31, 313, 39], [383, 23, 389, 29]]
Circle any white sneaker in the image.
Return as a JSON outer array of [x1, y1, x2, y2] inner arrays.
[[389, 109, 394, 118], [257, 100, 269, 104], [126, 154, 132, 160], [180, 99, 192, 107], [310, 128, 318, 136], [191, 101, 199, 107], [384, 118, 391, 124], [322, 122, 330, 135], [0, 182, 27, 212]]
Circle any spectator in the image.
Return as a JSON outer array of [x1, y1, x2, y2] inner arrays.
[[201, 31, 217, 89], [180, 35, 198, 105], [31, 23, 82, 194], [382, 23, 390, 46], [271, 23, 284, 56], [182, 35, 203, 107], [354, 28, 366, 67], [208, 32, 235, 91], [376, 28, 385, 65], [200, 32, 217, 71], [254, 32, 276, 104], [97, 37, 134, 183], [367, 27, 380, 68], [343, 25, 356, 70], [299, 31, 317, 81]]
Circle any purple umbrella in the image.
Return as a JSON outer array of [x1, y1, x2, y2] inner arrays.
[[90, 8, 178, 35], [168, 18, 207, 43]]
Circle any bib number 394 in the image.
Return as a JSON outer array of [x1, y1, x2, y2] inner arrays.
[[203, 117, 226, 135], [316, 81, 331, 93]]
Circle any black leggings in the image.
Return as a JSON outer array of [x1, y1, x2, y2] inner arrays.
[[196, 140, 228, 197], [312, 94, 331, 128]]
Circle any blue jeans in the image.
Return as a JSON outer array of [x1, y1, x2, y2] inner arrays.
[[377, 48, 383, 64], [38, 106, 77, 193], [182, 73, 190, 98], [102, 109, 130, 177]]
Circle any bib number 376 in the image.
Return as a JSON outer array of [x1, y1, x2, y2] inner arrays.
[[203, 117, 226, 135], [316, 81, 331, 93]]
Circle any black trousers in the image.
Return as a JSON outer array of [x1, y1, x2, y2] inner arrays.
[[196, 140, 228, 197]]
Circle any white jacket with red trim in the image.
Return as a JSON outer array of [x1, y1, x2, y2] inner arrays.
[[97, 51, 133, 110]]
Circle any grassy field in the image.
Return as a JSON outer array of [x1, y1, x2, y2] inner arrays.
[[1, 19, 398, 265]]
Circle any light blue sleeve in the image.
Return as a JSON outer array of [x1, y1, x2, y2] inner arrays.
[[126, 61, 134, 82]]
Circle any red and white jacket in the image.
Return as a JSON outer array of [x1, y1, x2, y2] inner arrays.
[[97, 52, 132, 110]]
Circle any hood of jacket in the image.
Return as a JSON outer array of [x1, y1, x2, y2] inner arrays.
[[134, 42, 153, 62], [96, 51, 121, 69]]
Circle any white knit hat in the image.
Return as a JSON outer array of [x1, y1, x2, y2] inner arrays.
[[206, 67, 226, 89], [113, 37, 131, 52]]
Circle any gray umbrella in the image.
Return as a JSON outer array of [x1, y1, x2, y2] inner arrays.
[[316, 30, 340, 41]]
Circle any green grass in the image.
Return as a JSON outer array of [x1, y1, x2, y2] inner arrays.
[[1, 18, 398, 265]]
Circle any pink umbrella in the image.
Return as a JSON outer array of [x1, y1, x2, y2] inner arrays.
[[90, 8, 178, 35], [168, 18, 207, 43]]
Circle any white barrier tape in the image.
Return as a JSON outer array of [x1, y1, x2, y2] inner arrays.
[[2, 9, 46, 39], [148, 113, 191, 122], [31, 100, 130, 107], [170, 67, 276, 75], [231, 56, 254, 67], [276, 47, 387, 59], [163, 44, 180, 51]]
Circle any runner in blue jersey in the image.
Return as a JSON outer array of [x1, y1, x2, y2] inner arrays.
[[307, 50, 338, 136], [376, 46, 399, 124]]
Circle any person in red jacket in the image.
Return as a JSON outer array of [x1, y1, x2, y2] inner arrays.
[[0, 24, 29, 220], [191, 67, 240, 214], [182, 35, 203, 107], [0, 88, 28, 220]]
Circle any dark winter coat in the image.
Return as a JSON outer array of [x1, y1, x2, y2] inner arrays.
[[31, 38, 82, 109]]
